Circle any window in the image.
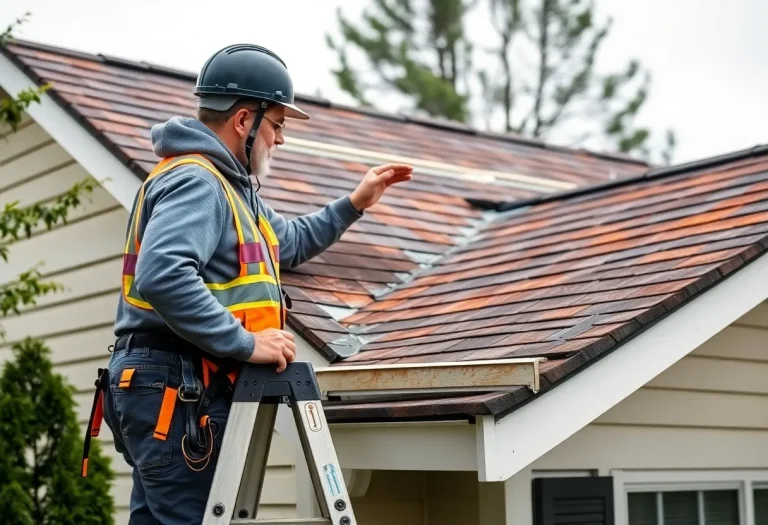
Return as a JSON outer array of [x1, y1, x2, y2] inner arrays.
[[614, 470, 768, 525], [753, 485, 768, 524], [627, 489, 740, 525]]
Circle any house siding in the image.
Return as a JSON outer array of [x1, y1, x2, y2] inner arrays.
[[0, 117, 296, 523], [532, 300, 768, 472], [513, 300, 768, 525], [348, 470, 480, 525]]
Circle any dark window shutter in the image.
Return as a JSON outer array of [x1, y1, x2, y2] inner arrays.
[[533, 476, 614, 525]]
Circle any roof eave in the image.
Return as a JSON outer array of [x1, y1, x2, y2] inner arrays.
[[474, 241, 768, 482]]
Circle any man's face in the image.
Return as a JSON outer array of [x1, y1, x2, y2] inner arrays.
[[247, 105, 285, 181]]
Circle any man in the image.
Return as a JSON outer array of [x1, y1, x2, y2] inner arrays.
[[81, 43, 412, 524]]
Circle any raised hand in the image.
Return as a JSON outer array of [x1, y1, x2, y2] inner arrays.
[[349, 163, 414, 212]]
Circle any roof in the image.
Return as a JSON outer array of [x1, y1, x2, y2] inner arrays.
[[326, 146, 768, 420], [344, 148, 768, 362], [0, 39, 647, 359], [4, 39, 767, 425]]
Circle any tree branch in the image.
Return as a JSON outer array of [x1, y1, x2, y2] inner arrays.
[[532, 0, 552, 137], [0, 266, 62, 318], [0, 179, 95, 258]]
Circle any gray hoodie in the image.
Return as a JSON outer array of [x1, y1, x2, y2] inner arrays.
[[114, 116, 362, 361]]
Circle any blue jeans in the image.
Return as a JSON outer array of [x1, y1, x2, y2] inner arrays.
[[102, 341, 232, 524]]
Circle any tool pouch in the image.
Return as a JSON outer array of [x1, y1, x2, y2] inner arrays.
[[176, 354, 236, 471]]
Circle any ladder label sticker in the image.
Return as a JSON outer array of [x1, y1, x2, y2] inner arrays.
[[324, 463, 342, 497], [305, 402, 322, 432]]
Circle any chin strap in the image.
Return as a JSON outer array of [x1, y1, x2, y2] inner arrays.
[[244, 101, 268, 175]]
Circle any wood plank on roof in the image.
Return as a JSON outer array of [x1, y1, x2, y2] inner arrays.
[[316, 357, 544, 396]]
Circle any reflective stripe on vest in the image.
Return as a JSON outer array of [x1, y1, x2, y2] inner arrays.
[[121, 154, 284, 333]]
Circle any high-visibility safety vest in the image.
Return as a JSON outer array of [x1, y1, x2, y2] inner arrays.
[[121, 153, 286, 333]]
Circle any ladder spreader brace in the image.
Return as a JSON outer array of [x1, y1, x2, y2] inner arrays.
[[203, 362, 356, 525]]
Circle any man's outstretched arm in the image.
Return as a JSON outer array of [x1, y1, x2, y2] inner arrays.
[[265, 163, 413, 268]]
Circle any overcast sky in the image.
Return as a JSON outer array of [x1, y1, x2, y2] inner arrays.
[[4, 0, 767, 165]]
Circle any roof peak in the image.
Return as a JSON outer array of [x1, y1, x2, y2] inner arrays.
[[5, 37, 648, 168]]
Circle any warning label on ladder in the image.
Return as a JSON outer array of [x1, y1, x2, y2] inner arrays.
[[324, 463, 342, 497], [305, 401, 322, 431]]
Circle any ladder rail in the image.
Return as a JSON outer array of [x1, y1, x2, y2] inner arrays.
[[234, 402, 279, 520], [202, 402, 261, 525], [203, 362, 357, 525], [293, 400, 353, 523]]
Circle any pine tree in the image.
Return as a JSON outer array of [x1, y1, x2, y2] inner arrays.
[[327, 0, 676, 164], [1, 14, 115, 525], [326, 0, 474, 123], [0, 340, 115, 525]]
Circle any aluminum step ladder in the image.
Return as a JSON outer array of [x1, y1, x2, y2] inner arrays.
[[202, 361, 356, 525]]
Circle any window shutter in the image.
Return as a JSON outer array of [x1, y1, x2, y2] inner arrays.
[[532, 476, 615, 525]]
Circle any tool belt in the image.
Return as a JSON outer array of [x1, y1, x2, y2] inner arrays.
[[81, 331, 240, 477]]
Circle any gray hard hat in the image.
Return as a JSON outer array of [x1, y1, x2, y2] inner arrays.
[[195, 43, 308, 174], [195, 43, 309, 120]]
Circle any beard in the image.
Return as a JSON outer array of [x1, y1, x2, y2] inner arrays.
[[248, 132, 273, 186]]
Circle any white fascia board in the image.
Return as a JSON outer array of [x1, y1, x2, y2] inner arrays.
[[477, 251, 768, 482], [0, 51, 140, 210], [276, 408, 479, 472]]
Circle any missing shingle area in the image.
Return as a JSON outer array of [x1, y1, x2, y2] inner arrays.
[[317, 304, 358, 321], [548, 313, 607, 341], [403, 250, 442, 265], [327, 332, 367, 357]]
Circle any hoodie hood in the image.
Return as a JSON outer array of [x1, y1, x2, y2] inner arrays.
[[150, 116, 250, 184]]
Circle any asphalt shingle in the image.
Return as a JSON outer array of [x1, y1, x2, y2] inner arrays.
[[340, 154, 768, 384]]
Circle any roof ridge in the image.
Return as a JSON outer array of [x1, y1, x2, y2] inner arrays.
[[5, 37, 648, 167], [469, 143, 768, 213]]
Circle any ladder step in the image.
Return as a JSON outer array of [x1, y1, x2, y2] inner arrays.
[[231, 519, 331, 524]]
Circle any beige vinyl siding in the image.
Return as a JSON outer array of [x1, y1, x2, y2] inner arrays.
[[349, 470, 479, 525], [351, 470, 426, 525], [533, 300, 768, 472], [0, 118, 297, 523]]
